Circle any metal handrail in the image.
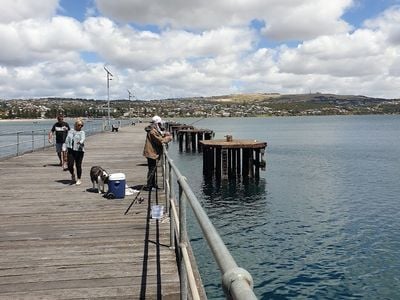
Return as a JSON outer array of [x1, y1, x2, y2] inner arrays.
[[162, 144, 257, 300], [0, 119, 133, 159], [0, 129, 49, 158]]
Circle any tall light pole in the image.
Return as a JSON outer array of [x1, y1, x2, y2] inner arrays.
[[127, 89, 132, 101], [104, 66, 113, 124]]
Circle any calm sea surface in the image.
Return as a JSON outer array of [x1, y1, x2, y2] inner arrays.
[[1, 115, 399, 299], [169, 115, 400, 299]]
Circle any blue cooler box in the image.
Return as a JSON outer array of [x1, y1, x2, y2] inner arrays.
[[108, 173, 126, 199]]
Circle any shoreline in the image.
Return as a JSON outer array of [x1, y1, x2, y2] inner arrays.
[[0, 117, 102, 123], [0, 119, 51, 122]]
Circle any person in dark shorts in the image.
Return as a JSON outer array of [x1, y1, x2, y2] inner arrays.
[[48, 114, 70, 169]]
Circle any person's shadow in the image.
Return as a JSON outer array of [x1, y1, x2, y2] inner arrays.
[[43, 163, 62, 167], [131, 184, 146, 190], [55, 179, 72, 185]]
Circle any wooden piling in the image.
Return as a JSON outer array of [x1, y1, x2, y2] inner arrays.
[[169, 124, 194, 139], [200, 138, 267, 180], [177, 129, 214, 152]]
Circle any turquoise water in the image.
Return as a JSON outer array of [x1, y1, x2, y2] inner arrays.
[[169, 115, 400, 299]]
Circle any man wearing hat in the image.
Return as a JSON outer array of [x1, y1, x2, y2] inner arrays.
[[143, 115, 172, 190]]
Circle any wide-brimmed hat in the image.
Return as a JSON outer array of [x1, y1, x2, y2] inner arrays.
[[151, 115, 162, 123]]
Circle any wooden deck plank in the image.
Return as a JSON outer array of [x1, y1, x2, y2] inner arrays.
[[0, 123, 180, 299]]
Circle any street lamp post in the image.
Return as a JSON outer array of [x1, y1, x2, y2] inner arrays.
[[104, 66, 113, 125]]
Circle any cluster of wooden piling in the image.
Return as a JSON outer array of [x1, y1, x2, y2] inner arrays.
[[200, 139, 267, 180], [165, 121, 267, 181], [167, 123, 194, 138], [166, 122, 214, 152]]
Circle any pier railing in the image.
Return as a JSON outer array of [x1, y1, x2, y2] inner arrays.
[[0, 129, 50, 159], [0, 119, 133, 159], [162, 144, 257, 300]]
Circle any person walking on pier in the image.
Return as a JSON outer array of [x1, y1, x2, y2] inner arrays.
[[48, 114, 70, 170], [65, 119, 86, 185], [143, 115, 172, 190]]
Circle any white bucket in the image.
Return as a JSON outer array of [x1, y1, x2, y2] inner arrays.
[[151, 205, 164, 219]]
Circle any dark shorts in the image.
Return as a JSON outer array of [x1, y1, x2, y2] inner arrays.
[[55, 143, 67, 153]]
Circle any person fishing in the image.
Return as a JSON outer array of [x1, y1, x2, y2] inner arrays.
[[142, 115, 172, 190]]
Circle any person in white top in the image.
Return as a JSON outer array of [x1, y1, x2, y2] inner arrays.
[[65, 119, 86, 185]]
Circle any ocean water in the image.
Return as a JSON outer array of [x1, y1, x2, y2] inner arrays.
[[168, 115, 400, 299]]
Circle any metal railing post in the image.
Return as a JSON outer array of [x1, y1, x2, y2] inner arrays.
[[31, 130, 34, 152], [179, 184, 188, 300], [16, 132, 20, 156], [163, 155, 168, 210], [169, 162, 175, 249]]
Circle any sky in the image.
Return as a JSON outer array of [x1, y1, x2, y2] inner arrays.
[[1, 0, 400, 100]]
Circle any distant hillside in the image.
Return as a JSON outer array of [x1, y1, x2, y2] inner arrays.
[[206, 93, 280, 103], [2, 92, 399, 119], [266, 93, 388, 104], [199, 92, 391, 104]]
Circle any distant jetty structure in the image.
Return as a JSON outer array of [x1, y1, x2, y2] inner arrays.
[[177, 128, 214, 152], [165, 122, 214, 152], [166, 123, 194, 139]]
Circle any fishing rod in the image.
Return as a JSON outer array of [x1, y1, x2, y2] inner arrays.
[[188, 116, 207, 126], [124, 165, 157, 215], [124, 184, 144, 215]]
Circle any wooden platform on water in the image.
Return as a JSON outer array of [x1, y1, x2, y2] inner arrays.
[[200, 138, 267, 180], [200, 139, 267, 149], [0, 123, 180, 299]]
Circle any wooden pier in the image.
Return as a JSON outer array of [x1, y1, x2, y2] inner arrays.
[[0, 124, 181, 299], [200, 137, 267, 180]]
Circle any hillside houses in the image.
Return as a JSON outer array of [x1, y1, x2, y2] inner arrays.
[[1, 94, 400, 119]]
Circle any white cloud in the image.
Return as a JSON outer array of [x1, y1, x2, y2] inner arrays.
[[0, 61, 106, 99], [0, 0, 59, 23], [261, 1, 353, 41], [0, 16, 90, 66], [95, 0, 353, 40], [364, 5, 400, 45], [277, 29, 387, 77], [83, 17, 255, 70]]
